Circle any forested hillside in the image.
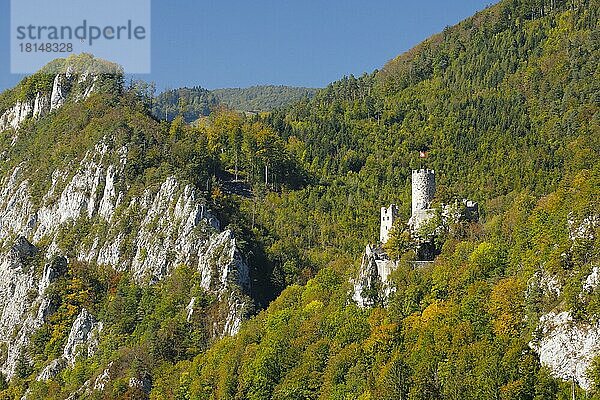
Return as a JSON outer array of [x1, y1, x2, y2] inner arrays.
[[147, 0, 598, 398], [212, 86, 317, 113], [0, 0, 598, 398], [0, 55, 307, 399]]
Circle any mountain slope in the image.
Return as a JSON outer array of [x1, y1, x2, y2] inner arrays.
[[151, 87, 218, 123], [0, 55, 274, 399], [0, 0, 598, 398], [142, 0, 600, 398]]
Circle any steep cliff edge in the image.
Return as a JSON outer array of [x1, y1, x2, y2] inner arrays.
[[529, 214, 600, 390], [352, 245, 396, 308], [0, 55, 121, 134], [0, 56, 254, 389]]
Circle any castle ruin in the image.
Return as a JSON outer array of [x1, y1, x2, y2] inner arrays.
[[379, 169, 437, 244], [355, 168, 480, 307]]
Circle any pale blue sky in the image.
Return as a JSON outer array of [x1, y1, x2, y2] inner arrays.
[[0, 0, 496, 92]]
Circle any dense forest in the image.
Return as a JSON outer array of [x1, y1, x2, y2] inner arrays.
[[151, 86, 218, 123], [151, 0, 598, 398], [212, 86, 318, 113], [0, 0, 599, 398]]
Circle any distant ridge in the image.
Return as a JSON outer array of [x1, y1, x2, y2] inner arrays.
[[153, 85, 317, 122]]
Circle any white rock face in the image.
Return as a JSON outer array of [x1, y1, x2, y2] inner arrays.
[[0, 101, 34, 131], [352, 245, 396, 308], [529, 214, 600, 391], [0, 147, 253, 379], [0, 238, 66, 379], [0, 70, 96, 133], [196, 229, 251, 336], [129, 176, 221, 281], [63, 309, 103, 365], [93, 364, 112, 391], [186, 297, 196, 323], [568, 214, 599, 242], [528, 268, 562, 298], [33, 92, 50, 119], [531, 311, 600, 390], [221, 292, 249, 337], [583, 267, 599, 293], [37, 359, 66, 382], [198, 230, 250, 292], [98, 165, 117, 221], [0, 71, 254, 380], [50, 73, 70, 111], [0, 143, 235, 284], [0, 238, 38, 340], [0, 167, 36, 239]]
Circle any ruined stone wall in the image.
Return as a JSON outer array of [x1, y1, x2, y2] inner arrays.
[[379, 204, 398, 244]]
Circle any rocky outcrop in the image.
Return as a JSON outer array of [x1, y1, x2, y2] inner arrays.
[[531, 311, 600, 390], [0, 239, 66, 379], [93, 364, 112, 391], [128, 176, 221, 281], [0, 238, 38, 339], [0, 141, 243, 284], [568, 214, 599, 242], [37, 359, 66, 382], [221, 292, 250, 337], [527, 268, 562, 299], [352, 245, 395, 308], [529, 214, 600, 390], [50, 73, 70, 111], [0, 59, 253, 385], [129, 373, 152, 394], [0, 68, 97, 133], [531, 265, 600, 390], [33, 143, 112, 243], [0, 101, 33, 131], [194, 229, 251, 337], [186, 298, 196, 323], [35, 309, 102, 385], [198, 230, 250, 293], [0, 142, 253, 378], [0, 166, 36, 239], [63, 309, 103, 365], [583, 267, 599, 293], [33, 92, 50, 119]]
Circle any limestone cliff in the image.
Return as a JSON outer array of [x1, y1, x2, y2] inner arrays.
[[352, 245, 395, 308], [0, 59, 253, 382], [0, 153, 252, 378], [0, 68, 97, 133], [529, 213, 600, 390]]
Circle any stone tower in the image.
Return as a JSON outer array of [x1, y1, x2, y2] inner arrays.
[[380, 204, 398, 244], [412, 169, 436, 215], [409, 169, 436, 232]]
